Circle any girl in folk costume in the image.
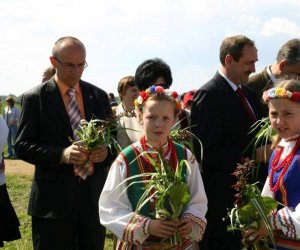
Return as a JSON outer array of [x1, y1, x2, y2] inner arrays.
[[99, 86, 207, 250], [244, 79, 300, 250]]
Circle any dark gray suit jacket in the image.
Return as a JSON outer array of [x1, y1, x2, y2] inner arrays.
[[191, 71, 262, 229], [15, 78, 115, 219]]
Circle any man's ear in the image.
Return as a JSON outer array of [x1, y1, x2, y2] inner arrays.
[[50, 56, 56, 68], [278, 60, 288, 73], [224, 54, 232, 67]]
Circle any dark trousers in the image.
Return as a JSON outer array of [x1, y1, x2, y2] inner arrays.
[[32, 213, 106, 250], [199, 173, 242, 250], [199, 222, 242, 250]]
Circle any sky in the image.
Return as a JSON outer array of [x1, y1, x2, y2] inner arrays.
[[1, 0, 300, 96]]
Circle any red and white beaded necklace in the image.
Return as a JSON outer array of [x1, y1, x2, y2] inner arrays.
[[139, 135, 178, 171], [269, 136, 300, 193]]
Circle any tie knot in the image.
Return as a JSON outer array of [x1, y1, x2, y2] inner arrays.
[[67, 88, 76, 97], [236, 87, 244, 96]]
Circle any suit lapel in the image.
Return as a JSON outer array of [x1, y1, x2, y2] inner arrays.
[[262, 69, 273, 91], [80, 81, 93, 121], [215, 72, 259, 122]]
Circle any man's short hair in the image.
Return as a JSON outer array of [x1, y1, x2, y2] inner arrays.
[[134, 58, 173, 91], [276, 39, 300, 65], [219, 35, 255, 65], [52, 36, 86, 58]]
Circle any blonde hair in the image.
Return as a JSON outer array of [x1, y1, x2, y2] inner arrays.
[[270, 79, 300, 149]]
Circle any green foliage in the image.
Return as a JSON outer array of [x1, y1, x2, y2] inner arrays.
[[75, 118, 119, 151], [169, 125, 203, 163], [227, 160, 278, 249], [118, 151, 191, 247]]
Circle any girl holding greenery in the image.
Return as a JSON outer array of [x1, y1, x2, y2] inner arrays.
[[99, 86, 207, 250], [244, 80, 300, 249]]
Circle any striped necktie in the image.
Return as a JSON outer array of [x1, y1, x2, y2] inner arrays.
[[67, 88, 82, 140], [67, 88, 93, 180]]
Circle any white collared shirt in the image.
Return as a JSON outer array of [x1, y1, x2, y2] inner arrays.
[[218, 70, 239, 91], [218, 70, 256, 115], [266, 65, 278, 84]]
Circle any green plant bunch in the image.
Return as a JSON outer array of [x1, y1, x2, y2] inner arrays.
[[243, 117, 275, 182], [144, 156, 191, 221], [246, 117, 275, 156], [75, 110, 136, 152], [227, 159, 278, 250], [169, 124, 203, 164], [118, 151, 191, 247], [75, 118, 119, 151]]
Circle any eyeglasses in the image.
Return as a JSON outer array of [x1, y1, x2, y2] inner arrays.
[[54, 57, 88, 70]]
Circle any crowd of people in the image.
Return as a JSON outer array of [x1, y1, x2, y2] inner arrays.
[[0, 35, 300, 250]]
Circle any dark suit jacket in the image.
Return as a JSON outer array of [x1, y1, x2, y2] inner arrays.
[[15, 78, 115, 219], [191, 72, 262, 216], [247, 67, 274, 116]]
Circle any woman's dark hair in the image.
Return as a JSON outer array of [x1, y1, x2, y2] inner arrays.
[[135, 58, 172, 91]]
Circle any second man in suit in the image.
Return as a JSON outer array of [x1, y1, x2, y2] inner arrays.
[[191, 35, 262, 250]]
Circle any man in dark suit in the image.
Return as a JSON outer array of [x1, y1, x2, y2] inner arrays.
[[248, 39, 300, 116], [191, 35, 262, 250], [15, 37, 115, 250]]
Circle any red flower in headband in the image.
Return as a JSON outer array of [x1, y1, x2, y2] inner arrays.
[[140, 91, 149, 101], [155, 86, 165, 93], [291, 92, 300, 102], [171, 91, 179, 99]]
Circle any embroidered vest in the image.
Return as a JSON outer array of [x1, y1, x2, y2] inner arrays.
[[122, 142, 187, 218]]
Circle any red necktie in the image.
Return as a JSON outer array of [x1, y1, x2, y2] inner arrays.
[[236, 87, 257, 123]]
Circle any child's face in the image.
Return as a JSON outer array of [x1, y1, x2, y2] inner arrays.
[[140, 99, 176, 147], [269, 98, 300, 139], [123, 86, 139, 104]]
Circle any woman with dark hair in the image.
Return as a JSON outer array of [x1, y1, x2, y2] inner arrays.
[[134, 58, 173, 91]]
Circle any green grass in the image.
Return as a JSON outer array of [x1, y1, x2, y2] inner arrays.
[[3, 174, 113, 250]]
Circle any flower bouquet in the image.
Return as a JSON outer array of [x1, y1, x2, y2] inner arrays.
[[119, 148, 191, 246], [227, 159, 278, 250]]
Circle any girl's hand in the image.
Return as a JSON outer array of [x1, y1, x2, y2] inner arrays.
[[148, 219, 178, 238], [243, 222, 269, 244], [177, 217, 193, 237]]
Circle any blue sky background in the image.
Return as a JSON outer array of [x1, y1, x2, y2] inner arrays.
[[1, 0, 300, 96]]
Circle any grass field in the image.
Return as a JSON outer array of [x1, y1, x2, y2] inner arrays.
[[4, 174, 113, 250]]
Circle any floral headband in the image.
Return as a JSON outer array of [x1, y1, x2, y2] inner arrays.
[[134, 85, 182, 110], [262, 87, 300, 103]]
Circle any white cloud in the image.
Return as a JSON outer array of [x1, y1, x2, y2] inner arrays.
[[260, 17, 300, 37], [172, 65, 214, 94], [0, 0, 300, 96]]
